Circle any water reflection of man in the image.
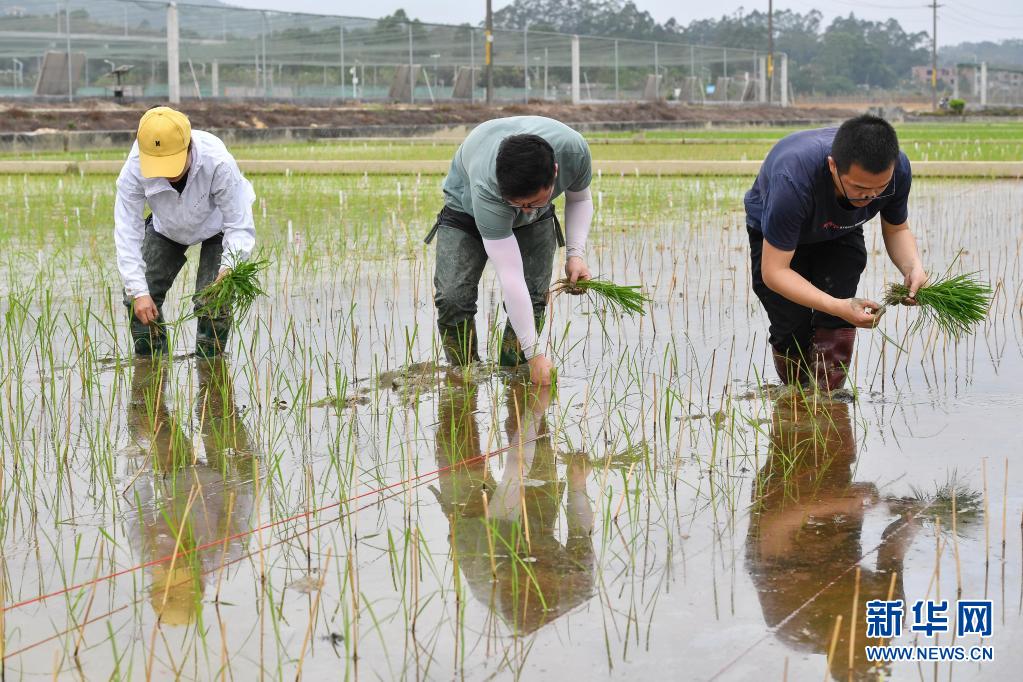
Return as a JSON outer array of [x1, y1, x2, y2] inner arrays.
[[746, 396, 917, 680], [432, 377, 595, 635], [126, 358, 257, 626]]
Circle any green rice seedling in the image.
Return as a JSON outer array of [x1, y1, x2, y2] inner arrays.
[[881, 272, 991, 338], [552, 278, 651, 316], [186, 256, 270, 324], [905, 473, 983, 534]]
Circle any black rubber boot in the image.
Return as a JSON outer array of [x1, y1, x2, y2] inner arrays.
[[195, 316, 230, 358], [498, 313, 546, 368], [132, 317, 169, 357], [439, 319, 480, 366]]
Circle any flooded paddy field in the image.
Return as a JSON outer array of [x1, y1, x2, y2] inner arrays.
[[0, 172, 1021, 680]]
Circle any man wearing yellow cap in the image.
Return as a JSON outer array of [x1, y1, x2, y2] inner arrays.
[[114, 106, 256, 356]]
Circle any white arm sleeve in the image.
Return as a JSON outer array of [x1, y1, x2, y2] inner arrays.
[[482, 235, 540, 360], [563, 187, 593, 260], [212, 161, 257, 269], [113, 166, 149, 298]]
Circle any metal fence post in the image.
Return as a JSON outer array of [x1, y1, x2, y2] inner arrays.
[[523, 24, 529, 102], [758, 55, 767, 103], [470, 30, 475, 103], [167, 2, 181, 103], [614, 39, 619, 101], [653, 41, 659, 90], [64, 5, 73, 102], [261, 12, 268, 99], [779, 52, 788, 106], [340, 21, 345, 100], [980, 61, 988, 108], [408, 23, 414, 103], [571, 34, 580, 104], [211, 60, 219, 97]]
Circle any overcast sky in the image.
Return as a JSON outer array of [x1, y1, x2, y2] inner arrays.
[[225, 0, 1023, 46]]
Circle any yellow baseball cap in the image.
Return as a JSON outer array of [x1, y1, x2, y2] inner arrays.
[[136, 106, 191, 178]]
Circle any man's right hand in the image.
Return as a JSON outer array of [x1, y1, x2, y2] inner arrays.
[[834, 297, 881, 329], [133, 294, 159, 325], [527, 353, 554, 386]]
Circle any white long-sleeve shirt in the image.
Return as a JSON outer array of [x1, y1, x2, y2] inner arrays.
[[483, 187, 594, 359], [114, 129, 257, 298]]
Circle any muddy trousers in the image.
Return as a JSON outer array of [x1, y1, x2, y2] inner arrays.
[[748, 225, 867, 389], [123, 218, 231, 357], [432, 219, 558, 367]]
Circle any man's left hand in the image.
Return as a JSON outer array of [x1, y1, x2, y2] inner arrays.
[[215, 267, 231, 284], [565, 256, 591, 291], [903, 266, 928, 305]]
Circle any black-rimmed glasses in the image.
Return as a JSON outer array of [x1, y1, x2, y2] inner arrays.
[[836, 174, 895, 203]]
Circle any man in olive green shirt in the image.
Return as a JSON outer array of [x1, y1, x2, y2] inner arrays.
[[427, 116, 595, 385]]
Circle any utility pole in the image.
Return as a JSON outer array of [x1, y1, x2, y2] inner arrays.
[[930, 0, 941, 110], [767, 0, 773, 103], [485, 0, 493, 104]]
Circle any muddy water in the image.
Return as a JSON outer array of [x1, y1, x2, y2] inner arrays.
[[0, 177, 1020, 680]]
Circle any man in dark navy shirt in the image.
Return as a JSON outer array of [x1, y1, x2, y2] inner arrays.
[[745, 115, 927, 390]]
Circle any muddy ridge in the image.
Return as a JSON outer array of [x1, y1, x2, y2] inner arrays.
[[0, 100, 859, 134]]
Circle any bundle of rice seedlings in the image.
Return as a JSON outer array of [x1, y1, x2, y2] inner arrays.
[[553, 277, 651, 316], [882, 272, 991, 338], [187, 257, 269, 323]]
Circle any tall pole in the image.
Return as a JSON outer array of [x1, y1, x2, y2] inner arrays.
[[485, 0, 493, 104], [167, 2, 181, 104], [766, 0, 773, 103], [523, 23, 528, 103], [931, 0, 940, 110], [408, 22, 414, 104], [64, 6, 73, 102]]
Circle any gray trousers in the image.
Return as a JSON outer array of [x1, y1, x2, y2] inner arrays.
[[433, 217, 557, 364], [123, 218, 230, 354]]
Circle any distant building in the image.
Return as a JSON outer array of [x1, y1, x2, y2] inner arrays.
[[912, 65, 956, 88]]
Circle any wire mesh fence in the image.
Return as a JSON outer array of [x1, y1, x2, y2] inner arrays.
[[1, 0, 789, 105], [951, 63, 1023, 108]]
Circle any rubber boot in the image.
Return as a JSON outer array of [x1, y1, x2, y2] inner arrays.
[[772, 348, 810, 387], [810, 327, 856, 391], [439, 319, 480, 366], [195, 315, 230, 358], [131, 316, 169, 357], [498, 313, 545, 368]]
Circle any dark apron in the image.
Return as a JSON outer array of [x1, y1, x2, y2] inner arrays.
[[424, 204, 565, 247]]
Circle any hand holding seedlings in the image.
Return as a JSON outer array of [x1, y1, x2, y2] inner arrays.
[[133, 294, 159, 325], [528, 354, 554, 386], [899, 264, 929, 305], [187, 257, 270, 323], [564, 256, 592, 292], [835, 297, 882, 329], [881, 271, 991, 338], [553, 277, 652, 316]]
